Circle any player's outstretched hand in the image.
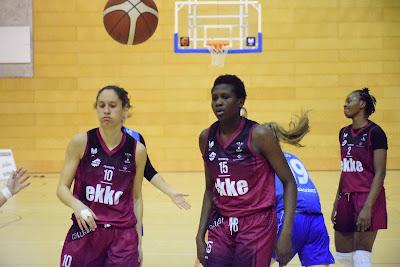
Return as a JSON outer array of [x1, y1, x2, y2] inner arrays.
[[170, 191, 191, 210], [6, 167, 31, 195]]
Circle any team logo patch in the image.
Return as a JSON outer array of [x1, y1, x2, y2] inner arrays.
[[124, 153, 132, 164], [235, 141, 243, 152], [208, 141, 214, 150], [209, 152, 216, 161], [341, 133, 348, 146], [361, 133, 367, 141], [91, 158, 101, 167], [71, 228, 94, 241]]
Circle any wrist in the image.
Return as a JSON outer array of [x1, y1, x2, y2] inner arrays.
[[280, 228, 292, 237], [1, 187, 13, 200]]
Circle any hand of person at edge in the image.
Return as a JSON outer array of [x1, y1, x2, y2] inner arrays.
[[170, 191, 191, 210], [6, 167, 31, 195]]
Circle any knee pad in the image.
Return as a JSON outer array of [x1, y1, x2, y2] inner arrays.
[[353, 250, 371, 267], [336, 252, 353, 267]]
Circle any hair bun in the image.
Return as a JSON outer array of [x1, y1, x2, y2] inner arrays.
[[362, 87, 370, 94]]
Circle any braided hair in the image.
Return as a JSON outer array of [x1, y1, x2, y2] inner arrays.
[[353, 88, 376, 117]]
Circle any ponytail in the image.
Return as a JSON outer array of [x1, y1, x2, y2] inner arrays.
[[263, 111, 310, 147]]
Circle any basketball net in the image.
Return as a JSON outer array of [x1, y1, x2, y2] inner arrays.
[[207, 41, 229, 67]]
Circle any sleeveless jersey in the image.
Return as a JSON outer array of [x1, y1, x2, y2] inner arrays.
[[339, 121, 387, 192], [275, 152, 322, 214], [203, 118, 275, 218], [72, 128, 137, 228]]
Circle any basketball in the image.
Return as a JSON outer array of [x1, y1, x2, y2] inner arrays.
[[103, 0, 158, 45]]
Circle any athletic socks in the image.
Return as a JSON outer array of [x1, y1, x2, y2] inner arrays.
[[353, 250, 371, 267], [336, 252, 353, 267]]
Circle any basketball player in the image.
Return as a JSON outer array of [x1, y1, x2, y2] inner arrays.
[[0, 167, 31, 208], [332, 88, 388, 267], [57, 85, 146, 267], [196, 74, 297, 267], [123, 127, 190, 210], [240, 109, 335, 267], [272, 151, 335, 267]]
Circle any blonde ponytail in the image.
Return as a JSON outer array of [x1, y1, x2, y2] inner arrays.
[[263, 111, 310, 147]]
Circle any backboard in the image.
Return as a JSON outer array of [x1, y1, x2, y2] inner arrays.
[[174, 0, 262, 54]]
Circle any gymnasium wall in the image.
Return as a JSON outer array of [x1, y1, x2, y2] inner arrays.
[[0, 0, 399, 173]]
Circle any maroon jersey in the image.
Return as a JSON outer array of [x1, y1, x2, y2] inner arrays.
[[339, 121, 388, 193], [72, 128, 137, 228], [202, 118, 276, 218]]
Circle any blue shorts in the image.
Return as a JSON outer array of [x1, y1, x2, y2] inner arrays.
[[273, 212, 335, 266]]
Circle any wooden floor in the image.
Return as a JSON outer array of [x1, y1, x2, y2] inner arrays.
[[0, 171, 399, 266]]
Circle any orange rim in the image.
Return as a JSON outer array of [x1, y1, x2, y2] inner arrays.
[[207, 41, 229, 53]]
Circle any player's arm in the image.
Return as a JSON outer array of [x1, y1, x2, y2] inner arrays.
[[0, 168, 31, 208], [196, 129, 213, 265], [357, 147, 387, 232], [139, 133, 191, 210], [56, 133, 97, 232], [252, 125, 296, 266], [132, 142, 146, 263], [150, 174, 191, 210], [331, 186, 340, 225], [332, 127, 345, 225]]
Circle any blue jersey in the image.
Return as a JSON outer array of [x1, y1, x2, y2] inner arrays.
[[275, 152, 322, 214]]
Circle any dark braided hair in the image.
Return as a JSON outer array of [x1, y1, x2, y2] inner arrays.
[[353, 88, 376, 117], [94, 85, 132, 109], [213, 74, 247, 101]]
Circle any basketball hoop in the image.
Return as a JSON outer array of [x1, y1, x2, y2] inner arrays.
[[207, 41, 229, 67]]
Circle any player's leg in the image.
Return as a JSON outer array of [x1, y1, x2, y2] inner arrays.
[[334, 192, 357, 267], [203, 213, 235, 267], [352, 190, 387, 267], [334, 231, 355, 267], [352, 231, 377, 267], [105, 227, 139, 267], [298, 214, 334, 267], [60, 224, 107, 267], [233, 209, 276, 267]]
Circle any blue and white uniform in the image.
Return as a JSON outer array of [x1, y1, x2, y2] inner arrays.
[[122, 127, 157, 181], [274, 152, 335, 266]]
